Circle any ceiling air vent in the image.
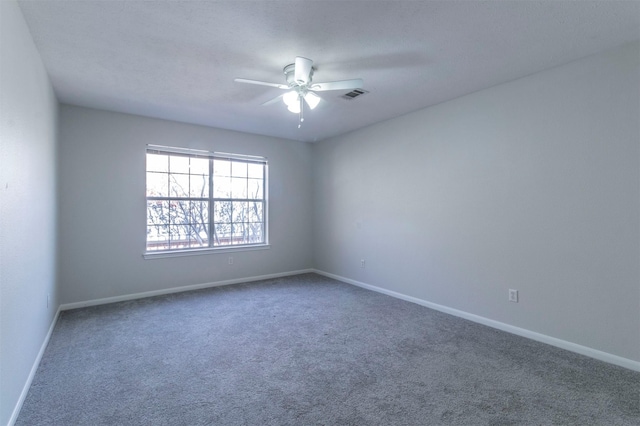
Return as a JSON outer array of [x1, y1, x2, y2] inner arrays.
[[341, 89, 368, 100]]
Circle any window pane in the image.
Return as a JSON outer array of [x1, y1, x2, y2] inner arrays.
[[214, 201, 231, 223], [232, 223, 246, 244], [190, 228, 209, 248], [147, 172, 168, 197], [147, 200, 170, 225], [188, 221, 208, 238], [170, 224, 190, 248], [191, 201, 209, 224], [214, 159, 231, 177], [190, 157, 209, 175], [248, 201, 263, 223], [247, 179, 262, 200], [247, 163, 263, 179], [147, 154, 168, 172], [232, 202, 249, 223], [170, 155, 190, 174], [213, 177, 231, 198], [147, 225, 169, 251], [185, 220, 206, 247], [190, 174, 208, 197], [231, 178, 247, 199], [231, 161, 247, 178], [247, 223, 263, 243], [214, 223, 232, 246], [169, 201, 190, 224], [188, 203, 208, 242], [169, 174, 190, 198], [190, 237, 208, 248]]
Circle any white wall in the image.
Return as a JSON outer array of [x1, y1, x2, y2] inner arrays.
[[58, 105, 313, 304], [0, 1, 59, 424], [313, 42, 640, 363]]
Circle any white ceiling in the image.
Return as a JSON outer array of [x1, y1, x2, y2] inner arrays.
[[17, 1, 640, 143]]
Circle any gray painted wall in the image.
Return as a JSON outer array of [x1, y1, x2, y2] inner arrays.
[[312, 42, 640, 362], [0, 1, 59, 424], [57, 106, 314, 304]]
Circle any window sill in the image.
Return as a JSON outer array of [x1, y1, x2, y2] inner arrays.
[[143, 244, 270, 260]]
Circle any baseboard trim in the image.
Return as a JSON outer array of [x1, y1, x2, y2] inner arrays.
[[8, 306, 62, 426], [313, 269, 640, 373], [59, 269, 315, 311]]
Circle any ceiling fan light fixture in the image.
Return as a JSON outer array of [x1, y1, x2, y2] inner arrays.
[[282, 91, 299, 107], [304, 92, 320, 110], [287, 102, 301, 114]]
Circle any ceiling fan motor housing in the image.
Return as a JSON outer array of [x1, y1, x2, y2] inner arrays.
[[284, 63, 314, 87]]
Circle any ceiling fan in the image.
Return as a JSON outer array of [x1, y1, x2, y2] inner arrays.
[[235, 56, 363, 127]]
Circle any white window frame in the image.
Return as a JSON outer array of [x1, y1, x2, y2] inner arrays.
[[143, 145, 269, 259]]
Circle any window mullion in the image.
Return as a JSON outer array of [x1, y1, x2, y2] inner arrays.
[[167, 163, 172, 247], [208, 158, 214, 248]]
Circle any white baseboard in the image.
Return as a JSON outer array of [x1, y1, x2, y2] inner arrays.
[[8, 307, 62, 426], [60, 269, 315, 311], [313, 269, 640, 373]]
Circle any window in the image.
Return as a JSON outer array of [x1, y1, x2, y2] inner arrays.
[[145, 145, 267, 254]]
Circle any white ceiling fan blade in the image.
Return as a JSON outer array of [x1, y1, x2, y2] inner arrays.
[[295, 57, 313, 85], [234, 78, 288, 90], [261, 94, 284, 106], [311, 78, 363, 92]]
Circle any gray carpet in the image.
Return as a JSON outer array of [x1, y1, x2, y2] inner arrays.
[[17, 273, 639, 425]]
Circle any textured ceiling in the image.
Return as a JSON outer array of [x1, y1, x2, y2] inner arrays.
[[17, 1, 640, 142]]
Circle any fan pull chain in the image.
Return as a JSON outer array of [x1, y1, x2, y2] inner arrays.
[[298, 95, 304, 128]]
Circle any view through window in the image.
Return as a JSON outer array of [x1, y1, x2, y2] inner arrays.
[[146, 146, 267, 252]]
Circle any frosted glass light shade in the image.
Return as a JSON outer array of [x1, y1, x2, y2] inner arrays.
[[282, 91, 299, 107], [287, 102, 301, 113], [304, 92, 320, 109]]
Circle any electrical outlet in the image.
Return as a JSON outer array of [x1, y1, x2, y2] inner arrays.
[[509, 289, 519, 303], [360, 259, 366, 268], [228, 257, 234, 265]]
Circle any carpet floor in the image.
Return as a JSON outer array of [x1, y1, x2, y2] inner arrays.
[[16, 273, 639, 425]]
